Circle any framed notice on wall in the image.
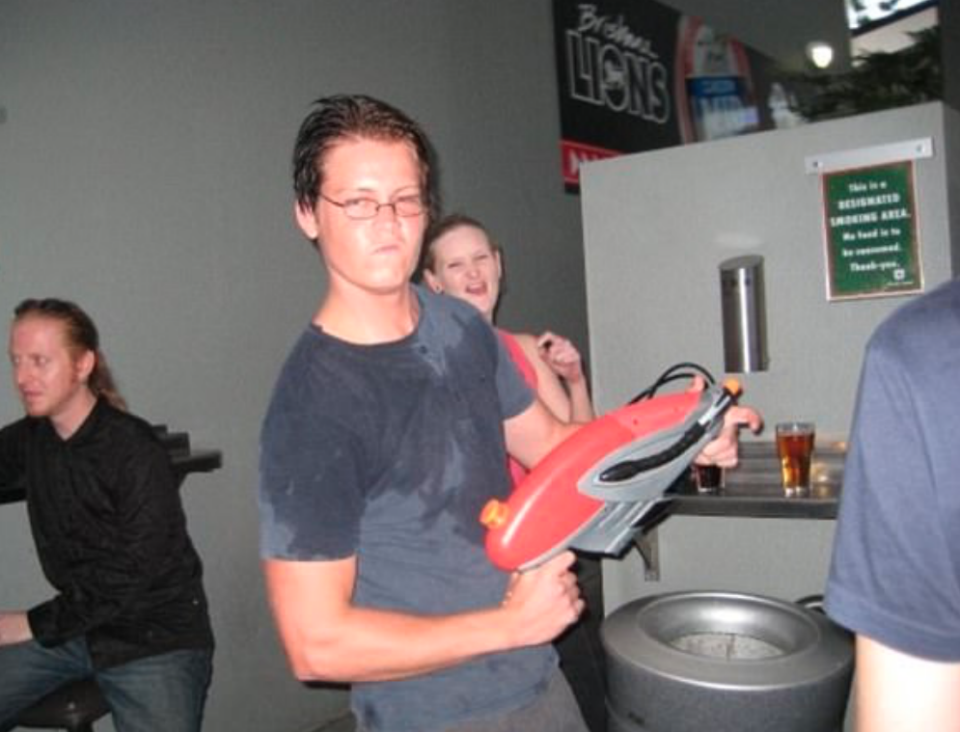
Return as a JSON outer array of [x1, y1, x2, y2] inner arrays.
[[821, 160, 923, 301]]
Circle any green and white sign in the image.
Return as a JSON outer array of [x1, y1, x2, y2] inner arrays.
[[822, 161, 922, 301]]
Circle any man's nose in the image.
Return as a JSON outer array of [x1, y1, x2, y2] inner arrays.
[[14, 364, 32, 385], [373, 202, 401, 221]]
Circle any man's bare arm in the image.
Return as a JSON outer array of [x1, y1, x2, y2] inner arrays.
[[262, 550, 582, 683], [854, 635, 960, 732]]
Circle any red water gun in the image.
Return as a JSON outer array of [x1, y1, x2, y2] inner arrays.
[[480, 365, 740, 571]]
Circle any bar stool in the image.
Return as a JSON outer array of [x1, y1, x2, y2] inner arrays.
[[13, 678, 109, 732]]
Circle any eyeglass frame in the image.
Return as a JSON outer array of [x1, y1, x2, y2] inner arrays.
[[318, 191, 427, 220]]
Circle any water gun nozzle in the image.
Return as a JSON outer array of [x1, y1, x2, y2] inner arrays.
[[480, 499, 510, 529]]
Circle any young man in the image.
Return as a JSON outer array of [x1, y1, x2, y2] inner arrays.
[[0, 299, 213, 732], [825, 278, 960, 731], [259, 94, 757, 732]]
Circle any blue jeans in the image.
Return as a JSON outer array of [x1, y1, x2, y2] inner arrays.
[[0, 637, 212, 732]]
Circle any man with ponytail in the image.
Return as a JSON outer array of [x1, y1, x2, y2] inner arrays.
[[0, 298, 213, 732]]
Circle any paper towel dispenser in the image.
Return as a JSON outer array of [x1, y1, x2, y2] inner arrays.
[[720, 255, 768, 373]]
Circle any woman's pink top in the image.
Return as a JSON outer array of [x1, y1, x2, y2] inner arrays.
[[498, 329, 538, 487]]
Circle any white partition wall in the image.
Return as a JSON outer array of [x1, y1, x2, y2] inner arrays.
[[580, 102, 959, 614]]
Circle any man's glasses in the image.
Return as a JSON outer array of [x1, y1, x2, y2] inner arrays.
[[319, 192, 426, 220]]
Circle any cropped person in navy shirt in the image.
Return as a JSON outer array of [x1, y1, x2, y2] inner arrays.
[[825, 279, 960, 731], [0, 298, 213, 732]]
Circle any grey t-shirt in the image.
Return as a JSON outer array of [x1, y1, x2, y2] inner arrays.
[[259, 287, 557, 731], [825, 279, 960, 661]]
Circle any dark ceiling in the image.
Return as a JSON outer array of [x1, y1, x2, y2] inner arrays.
[[658, 0, 853, 71]]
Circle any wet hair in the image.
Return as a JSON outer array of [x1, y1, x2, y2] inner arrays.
[[13, 298, 127, 411], [292, 94, 438, 219], [419, 212, 500, 277]]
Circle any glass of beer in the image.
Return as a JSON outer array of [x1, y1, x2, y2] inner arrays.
[[776, 422, 815, 495]]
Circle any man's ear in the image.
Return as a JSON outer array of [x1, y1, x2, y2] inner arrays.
[[294, 201, 320, 241], [77, 349, 96, 383]]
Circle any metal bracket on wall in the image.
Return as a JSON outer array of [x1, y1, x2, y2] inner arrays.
[[805, 137, 933, 174], [633, 527, 661, 581]]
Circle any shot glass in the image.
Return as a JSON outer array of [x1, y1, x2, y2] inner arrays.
[[692, 463, 723, 493], [776, 422, 815, 495]]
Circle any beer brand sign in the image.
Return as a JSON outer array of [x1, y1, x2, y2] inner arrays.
[[552, 0, 781, 191], [821, 161, 923, 301]]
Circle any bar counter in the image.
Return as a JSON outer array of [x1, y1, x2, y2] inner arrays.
[[628, 439, 845, 581], [669, 439, 845, 521]]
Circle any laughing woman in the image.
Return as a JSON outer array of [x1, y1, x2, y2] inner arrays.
[[420, 215, 606, 732]]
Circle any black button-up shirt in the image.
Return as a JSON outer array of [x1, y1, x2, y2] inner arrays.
[[0, 399, 213, 669]]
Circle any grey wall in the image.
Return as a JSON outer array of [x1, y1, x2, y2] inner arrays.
[[0, 3, 586, 731]]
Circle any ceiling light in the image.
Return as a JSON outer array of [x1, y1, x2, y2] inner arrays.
[[806, 41, 835, 70]]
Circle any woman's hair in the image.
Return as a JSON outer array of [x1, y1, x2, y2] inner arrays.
[[419, 212, 499, 277], [14, 298, 127, 411]]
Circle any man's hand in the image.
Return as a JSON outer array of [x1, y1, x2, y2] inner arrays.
[[499, 551, 584, 648], [0, 611, 33, 646], [687, 375, 763, 468]]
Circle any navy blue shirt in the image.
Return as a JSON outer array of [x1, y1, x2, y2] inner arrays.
[[259, 287, 556, 731], [826, 279, 960, 661]]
